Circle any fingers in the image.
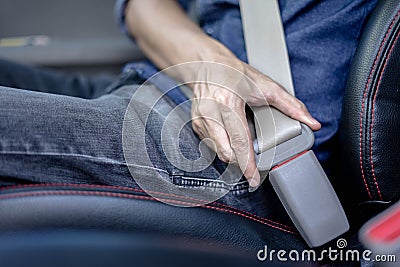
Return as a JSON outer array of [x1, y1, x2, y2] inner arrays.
[[219, 103, 260, 187], [191, 97, 236, 163], [245, 66, 321, 131], [263, 83, 321, 131], [192, 117, 235, 163], [191, 95, 260, 187]]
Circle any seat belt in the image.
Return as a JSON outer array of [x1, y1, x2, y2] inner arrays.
[[239, 0, 349, 247]]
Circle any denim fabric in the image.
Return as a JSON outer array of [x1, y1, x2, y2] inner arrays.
[[0, 59, 114, 99], [0, 59, 280, 218], [115, 0, 378, 173]]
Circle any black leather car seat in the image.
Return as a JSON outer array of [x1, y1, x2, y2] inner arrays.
[[340, 0, 400, 223]]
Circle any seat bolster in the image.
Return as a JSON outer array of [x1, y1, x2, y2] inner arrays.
[[341, 0, 400, 212], [0, 184, 304, 255]]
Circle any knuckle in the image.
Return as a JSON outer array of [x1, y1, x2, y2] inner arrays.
[[219, 147, 232, 157], [196, 105, 208, 116], [216, 144, 236, 163], [230, 136, 249, 152], [295, 101, 306, 110], [214, 91, 231, 105], [217, 152, 230, 163], [192, 123, 205, 138], [192, 119, 201, 129], [193, 128, 202, 137], [193, 101, 212, 117], [264, 89, 277, 105], [299, 102, 308, 111]]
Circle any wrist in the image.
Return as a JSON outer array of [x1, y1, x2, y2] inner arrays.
[[196, 37, 239, 65], [176, 37, 245, 86]]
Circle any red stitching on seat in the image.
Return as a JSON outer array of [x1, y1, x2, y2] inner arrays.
[[0, 183, 296, 232], [0, 189, 298, 235], [370, 27, 400, 200], [359, 10, 400, 200]]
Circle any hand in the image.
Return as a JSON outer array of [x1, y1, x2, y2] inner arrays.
[[125, 0, 320, 188], [190, 55, 321, 188]]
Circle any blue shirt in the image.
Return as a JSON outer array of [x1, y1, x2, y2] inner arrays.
[[114, 0, 377, 171]]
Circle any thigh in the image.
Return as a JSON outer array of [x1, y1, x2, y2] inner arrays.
[[0, 83, 211, 187], [0, 82, 224, 188], [0, 83, 298, 245], [0, 59, 114, 98], [0, 84, 134, 186]]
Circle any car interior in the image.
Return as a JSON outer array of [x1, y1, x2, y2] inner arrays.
[[0, 0, 399, 266]]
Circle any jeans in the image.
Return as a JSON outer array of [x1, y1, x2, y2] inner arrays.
[[0, 59, 290, 210]]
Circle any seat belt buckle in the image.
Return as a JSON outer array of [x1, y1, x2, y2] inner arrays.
[[255, 124, 349, 247], [255, 123, 314, 171], [269, 150, 349, 247]]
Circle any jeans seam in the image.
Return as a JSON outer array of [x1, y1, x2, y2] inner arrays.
[[0, 150, 169, 174], [170, 175, 249, 192], [0, 151, 249, 192]]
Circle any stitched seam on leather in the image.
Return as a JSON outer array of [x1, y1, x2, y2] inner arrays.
[[359, 10, 400, 200], [0, 183, 295, 231], [370, 22, 400, 200], [0, 190, 298, 235]]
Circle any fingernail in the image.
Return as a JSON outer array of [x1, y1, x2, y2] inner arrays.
[[248, 173, 260, 192], [307, 117, 320, 126], [249, 178, 259, 187], [248, 185, 258, 193], [308, 117, 317, 124]]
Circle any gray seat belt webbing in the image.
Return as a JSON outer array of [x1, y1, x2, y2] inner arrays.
[[239, 0, 301, 153], [239, 0, 349, 247]]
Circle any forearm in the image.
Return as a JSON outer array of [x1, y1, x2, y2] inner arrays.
[[125, 0, 236, 78]]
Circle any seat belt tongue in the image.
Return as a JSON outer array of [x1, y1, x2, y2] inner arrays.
[[239, 0, 349, 247]]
